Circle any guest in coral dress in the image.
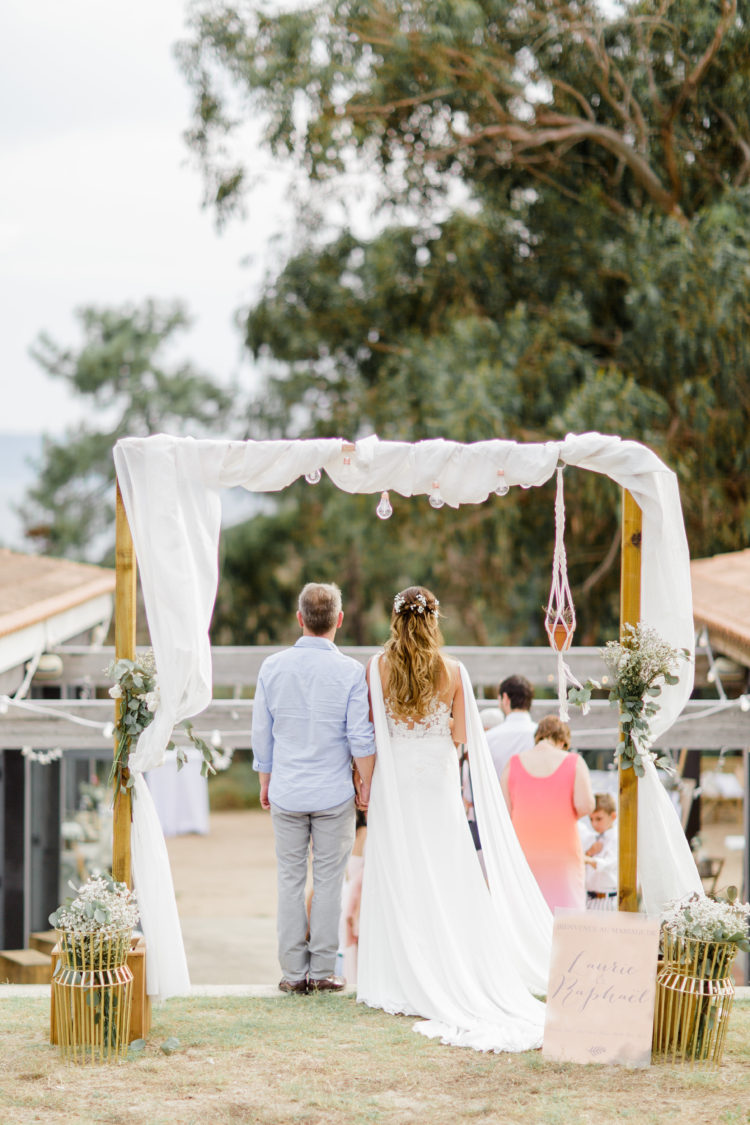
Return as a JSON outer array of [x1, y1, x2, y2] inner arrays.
[[500, 716, 595, 912]]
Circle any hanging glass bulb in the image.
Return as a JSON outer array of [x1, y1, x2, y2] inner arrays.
[[520, 482, 532, 490], [376, 491, 393, 519], [494, 470, 510, 497], [304, 468, 322, 484], [429, 481, 445, 509]]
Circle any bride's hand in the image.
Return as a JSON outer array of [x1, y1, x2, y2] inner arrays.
[[355, 780, 370, 811]]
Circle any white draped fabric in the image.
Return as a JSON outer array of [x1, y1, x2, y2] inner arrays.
[[357, 656, 548, 1050], [129, 774, 191, 998], [113, 430, 702, 996]]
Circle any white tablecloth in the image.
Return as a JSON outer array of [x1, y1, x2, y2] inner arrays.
[[146, 748, 210, 837]]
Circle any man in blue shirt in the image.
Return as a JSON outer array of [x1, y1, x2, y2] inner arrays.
[[252, 582, 376, 994]]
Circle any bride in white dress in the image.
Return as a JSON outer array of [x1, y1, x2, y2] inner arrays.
[[357, 586, 553, 1052]]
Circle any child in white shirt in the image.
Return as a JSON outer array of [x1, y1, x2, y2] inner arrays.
[[584, 793, 618, 910]]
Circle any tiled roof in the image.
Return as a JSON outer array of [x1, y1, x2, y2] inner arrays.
[[0, 549, 115, 638], [691, 548, 750, 666]]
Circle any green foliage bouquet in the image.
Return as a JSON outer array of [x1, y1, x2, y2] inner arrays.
[[107, 650, 219, 795], [568, 623, 690, 776]]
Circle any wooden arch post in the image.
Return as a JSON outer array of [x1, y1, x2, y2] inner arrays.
[[618, 489, 643, 911], [112, 482, 136, 886]]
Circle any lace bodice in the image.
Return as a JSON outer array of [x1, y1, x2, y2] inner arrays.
[[385, 697, 453, 740]]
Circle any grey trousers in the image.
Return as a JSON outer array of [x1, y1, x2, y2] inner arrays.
[[270, 797, 356, 981]]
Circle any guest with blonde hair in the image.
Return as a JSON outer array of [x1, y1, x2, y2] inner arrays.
[[500, 714, 595, 911]]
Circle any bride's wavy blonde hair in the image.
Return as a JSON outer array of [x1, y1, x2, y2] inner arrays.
[[383, 586, 447, 720]]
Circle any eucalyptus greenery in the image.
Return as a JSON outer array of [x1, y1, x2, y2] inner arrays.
[[107, 651, 219, 795], [568, 623, 690, 777]]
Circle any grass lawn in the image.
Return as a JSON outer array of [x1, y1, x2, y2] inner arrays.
[[2, 994, 749, 1125]]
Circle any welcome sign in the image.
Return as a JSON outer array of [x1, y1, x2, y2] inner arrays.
[[542, 911, 660, 1066]]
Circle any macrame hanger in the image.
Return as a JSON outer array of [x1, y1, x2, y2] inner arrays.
[[545, 465, 588, 720]]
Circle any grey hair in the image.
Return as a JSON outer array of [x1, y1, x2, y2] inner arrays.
[[298, 582, 343, 635]]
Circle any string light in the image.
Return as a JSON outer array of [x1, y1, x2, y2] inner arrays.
[[429, 481, 445, 509], [494, 470, 510, 497], [21, 746, 63, 764], [304, 469, 322, 484], [376, 491, 393, 519]]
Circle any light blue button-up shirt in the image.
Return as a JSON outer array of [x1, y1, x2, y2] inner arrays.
[[251, 636, 376, 812]]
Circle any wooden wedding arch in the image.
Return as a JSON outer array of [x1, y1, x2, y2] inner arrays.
[[110, 439, 645, 913]]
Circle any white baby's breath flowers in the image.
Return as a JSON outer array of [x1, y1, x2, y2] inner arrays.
[[49, 874, 139, 937], [661, 892, 750, 945], [142, 690, 160, 713], [393, 592, 439, 616]]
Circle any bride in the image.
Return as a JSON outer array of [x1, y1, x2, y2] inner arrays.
[[357, 586, 553, 1052]]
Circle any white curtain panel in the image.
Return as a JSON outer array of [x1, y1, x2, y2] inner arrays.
[[113, 431, 702, 995]]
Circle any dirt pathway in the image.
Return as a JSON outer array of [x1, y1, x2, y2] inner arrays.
[[166, 809, 279, 985]]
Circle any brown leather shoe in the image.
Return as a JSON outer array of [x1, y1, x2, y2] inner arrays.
[[309, 975, 345, 993], [278, 977, 308, 994]]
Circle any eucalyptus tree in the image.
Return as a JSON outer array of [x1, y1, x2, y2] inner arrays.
[[175, 1, 750, 643], [21, 300, 232, 560]]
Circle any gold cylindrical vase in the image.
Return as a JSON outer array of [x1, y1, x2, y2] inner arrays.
[[652, 932, 738, 1066], [52, 929, 134, 1064]]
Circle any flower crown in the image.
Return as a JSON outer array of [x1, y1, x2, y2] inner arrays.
[[393, 592, 439, 616]]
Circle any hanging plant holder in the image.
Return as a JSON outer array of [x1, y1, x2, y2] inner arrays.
[[545, 466, 586, 718], [546, 616, 575, 653]]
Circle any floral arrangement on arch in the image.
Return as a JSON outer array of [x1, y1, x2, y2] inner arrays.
[[107, 650, 229, 795], [567, 623, 691, 776]]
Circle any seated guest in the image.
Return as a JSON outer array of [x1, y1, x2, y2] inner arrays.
[[500, 715, 595, 912]]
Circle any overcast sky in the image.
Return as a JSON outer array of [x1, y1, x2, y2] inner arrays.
[[1, 0, 293, 435]]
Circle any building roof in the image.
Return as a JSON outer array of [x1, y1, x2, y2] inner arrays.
[[691, 548, 750, 667], [0, 549, 115, 639]]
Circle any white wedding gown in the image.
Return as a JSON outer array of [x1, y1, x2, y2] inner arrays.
[[357, 657, 553, 1052]]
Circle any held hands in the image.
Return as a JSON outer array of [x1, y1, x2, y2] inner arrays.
[[353, 768, 370, 811]]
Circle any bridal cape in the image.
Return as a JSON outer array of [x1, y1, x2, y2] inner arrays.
[[357, 657, 553, 1051]]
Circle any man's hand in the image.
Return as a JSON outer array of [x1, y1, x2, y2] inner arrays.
[[259, 772, 271, 811]]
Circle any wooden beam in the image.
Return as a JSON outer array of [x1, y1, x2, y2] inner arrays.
[[113, 482, 136, 887], [619, 489, 643, 912], [5, 698, 748, 751], [46, 644, 725, 691]]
